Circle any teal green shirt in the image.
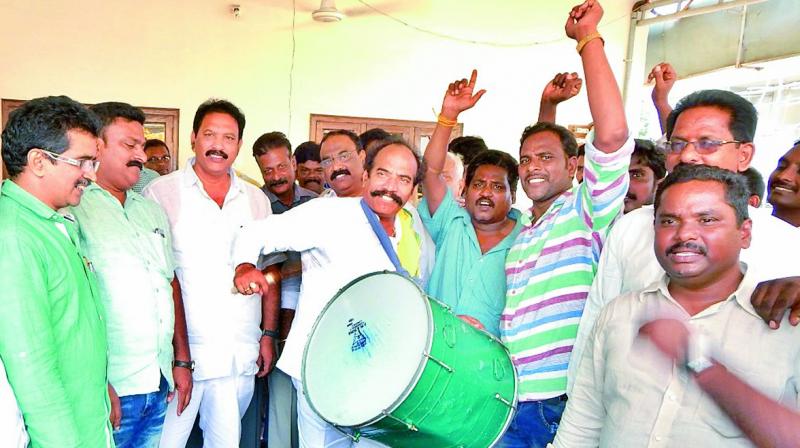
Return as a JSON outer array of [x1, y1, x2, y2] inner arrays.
[[418, 189, 522, 337], [71, 184, 176, 397], [0, 180, 113, 448]]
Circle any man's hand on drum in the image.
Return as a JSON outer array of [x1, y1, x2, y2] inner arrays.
[[233, 263, 268, 296], [457, 315, 485, 331]]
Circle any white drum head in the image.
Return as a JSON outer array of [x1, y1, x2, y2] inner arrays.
[[302, 272, 431, 427]]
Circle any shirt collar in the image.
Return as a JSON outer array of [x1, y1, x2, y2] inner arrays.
[[647, 262, 760, 319], [83, 182, 144, 206], [520, 189, 572, 227], [181, 157, 245, 194], [1, 179, 68, 223]]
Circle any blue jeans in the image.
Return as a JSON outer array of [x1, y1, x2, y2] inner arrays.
[[498, 395, 568, 448], [113, 376, 169, 448]]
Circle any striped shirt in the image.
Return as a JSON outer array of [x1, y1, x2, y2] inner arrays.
[[502, 135, 633, 401]]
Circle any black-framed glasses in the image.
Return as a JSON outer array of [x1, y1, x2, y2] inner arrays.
[[320, 151, 356, 168], [40, 149, 100, 173], [147, 155, 171, 163], [661, 138, 743, 155]]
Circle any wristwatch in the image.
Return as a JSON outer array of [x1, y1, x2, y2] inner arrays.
[[174, 360, 195, 372], [685, 332, 713, 375]]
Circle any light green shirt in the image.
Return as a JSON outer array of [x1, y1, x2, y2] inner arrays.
[[0, 180, 113, 448], [71, 183, 176, 396], [418, 189, 522, 337]]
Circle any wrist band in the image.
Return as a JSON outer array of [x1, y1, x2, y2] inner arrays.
[[576, 32, 603, 54], [437, 114, 457, 128], [262, 329, 279, 338]]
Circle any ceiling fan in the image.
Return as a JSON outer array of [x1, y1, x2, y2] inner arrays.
[[312, 0, 346, 22]]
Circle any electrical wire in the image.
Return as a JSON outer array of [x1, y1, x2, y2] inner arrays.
[[288, 0, 297, 132], [355, 0, 631, 48]]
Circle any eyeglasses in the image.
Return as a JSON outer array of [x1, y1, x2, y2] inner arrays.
[[320, 151, 356, 168], [661, 138, 742, 155], [147, 155, 171, 163], [40, 149, 100, 173]]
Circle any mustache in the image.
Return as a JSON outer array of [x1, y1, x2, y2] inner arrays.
[[205, 150, 228, 159], [625, 191, 637, 201], [370, 189, 403, 206], [304, 177, 322, 184], [771, 180, 797, 192], [331, 168, 350, 179], [666, 241, 707, 256], [127, 160, 143, 170], [268, 178, 289, 188]]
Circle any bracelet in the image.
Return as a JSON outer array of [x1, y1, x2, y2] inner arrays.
[[576, 32, 603, 54], [437, 114, 457, 128], [261, 329, 279, 339]]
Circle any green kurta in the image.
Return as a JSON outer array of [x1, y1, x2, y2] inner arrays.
[[0, 180, 113, 448]]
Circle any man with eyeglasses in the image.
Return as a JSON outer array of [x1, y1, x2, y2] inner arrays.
[[571, 89, 800, 394], [318, 129, 366, 198], [68, 102, 191, 448], [0, 95, 113, 447], [145, 139, 173, 176]]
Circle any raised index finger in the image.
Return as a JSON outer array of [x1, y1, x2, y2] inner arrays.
[[469, 69, 478, 88]]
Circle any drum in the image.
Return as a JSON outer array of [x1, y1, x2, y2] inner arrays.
[[302, 271, 517, 447]]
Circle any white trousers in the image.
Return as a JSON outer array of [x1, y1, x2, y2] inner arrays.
[[293, 378, 386, 448], [159, 374, 255, 448]]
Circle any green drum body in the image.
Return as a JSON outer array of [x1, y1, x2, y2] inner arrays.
[[302, 271, 517, 447]]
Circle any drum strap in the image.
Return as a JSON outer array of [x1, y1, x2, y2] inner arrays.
[[359, 198, 418, 281]]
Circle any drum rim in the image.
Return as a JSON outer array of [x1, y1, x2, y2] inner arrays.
[[301, 270, 434, 428]]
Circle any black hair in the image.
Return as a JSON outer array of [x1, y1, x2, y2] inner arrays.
[[633, 138, 667, 180], [741, 167, 765, 204], [252, 131, 292, 158], [359, 128, 392, 150], [89, 102, 145, 137], [364, 136, 425, 186], [320, 129, 363, 153], [464, 149, 520, 193], [294, 141, 321, 163], [2, 96, 101, 177], [144, 139, 169, 151], [655, 163, 750, 226], [193, 98, 246, 139], [448, 136, 488, 166], [666, 90, 757, 142], [519, 122, 579, 158], [577, 144, 586, 157]]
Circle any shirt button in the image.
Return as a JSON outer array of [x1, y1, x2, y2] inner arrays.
[[669, 393, 677, 401], [655, 436, 662, 442]]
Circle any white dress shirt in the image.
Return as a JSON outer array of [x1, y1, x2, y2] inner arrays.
[[143, 159, 271, 381], [232, 196, 435, 380], [0, 358, 27, 448], [570, 205, 800, 392], [556, 267, 800, 448]]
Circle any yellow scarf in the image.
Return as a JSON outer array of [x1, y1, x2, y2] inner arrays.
[[396, 209, 421, 279]]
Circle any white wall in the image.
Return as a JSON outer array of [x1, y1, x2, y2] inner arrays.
[[0, 0, 635, 205]]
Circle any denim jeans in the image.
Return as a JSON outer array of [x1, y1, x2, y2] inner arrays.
[[113, 376, 169, 448], [498, 395, 568, 448]]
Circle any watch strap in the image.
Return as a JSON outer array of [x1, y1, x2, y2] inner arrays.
[[174, 360, 194, 371]]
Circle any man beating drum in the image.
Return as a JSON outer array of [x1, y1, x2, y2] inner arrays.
[[232, 137, 435, 447]]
